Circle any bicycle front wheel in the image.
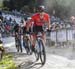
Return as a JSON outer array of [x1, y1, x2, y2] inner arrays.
[[34, 40, 39, 61], [39, 40, 46, 65]]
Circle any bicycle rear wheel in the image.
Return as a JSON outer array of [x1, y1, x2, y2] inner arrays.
[[15, 39, 19, 52], [39, 40, 46, 65]]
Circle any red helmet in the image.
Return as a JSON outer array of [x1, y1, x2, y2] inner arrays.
[[38, 5, 45, 12]]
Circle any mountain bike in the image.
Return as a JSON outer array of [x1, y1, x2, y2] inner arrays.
[[23, 33, 32, 55], [34, 31, 46, 65]]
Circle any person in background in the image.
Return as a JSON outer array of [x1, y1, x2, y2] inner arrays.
[[70, 16, 75, 27], [23, 17, 32, 52], [14, 24, 22, 52]]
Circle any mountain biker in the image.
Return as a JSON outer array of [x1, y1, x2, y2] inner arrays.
[[28, 5, 51, 52], [14, 23, 22, 52], [70, 16, 75, 27], [23, 17, 32, 51]]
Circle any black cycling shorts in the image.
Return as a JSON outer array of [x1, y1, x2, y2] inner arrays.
[[33, 26, 43, 33]]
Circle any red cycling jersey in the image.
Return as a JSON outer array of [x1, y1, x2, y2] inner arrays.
[[31, 13, 50, 26]]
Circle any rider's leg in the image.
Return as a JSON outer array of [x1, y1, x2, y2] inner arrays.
[[31, 34, 36, 52], [42, 32, 46, 46]]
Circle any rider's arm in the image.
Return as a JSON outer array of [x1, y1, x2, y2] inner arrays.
[[27, 16, 34, 29], [25, 19, 33, 32], [47, 15, 51, 30]]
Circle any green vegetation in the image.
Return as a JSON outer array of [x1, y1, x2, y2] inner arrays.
[[0, 54, 17, 69], [0, 0, 3, 9], [3, 0, 37, 11]]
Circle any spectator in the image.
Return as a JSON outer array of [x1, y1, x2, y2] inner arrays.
[[70, 16, 75, 26]]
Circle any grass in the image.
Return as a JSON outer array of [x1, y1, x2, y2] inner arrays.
[[0, 54, 17, 69]]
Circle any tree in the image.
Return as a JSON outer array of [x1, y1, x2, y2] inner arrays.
[[3, 0, 15, 11], [45, 0, 71, 19], [3, 0, 43, 12], [3, 0, 31, 11]]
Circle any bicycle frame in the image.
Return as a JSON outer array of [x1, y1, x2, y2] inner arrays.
[[23, 33, 30, 40], [37, 32, 42, 40]]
